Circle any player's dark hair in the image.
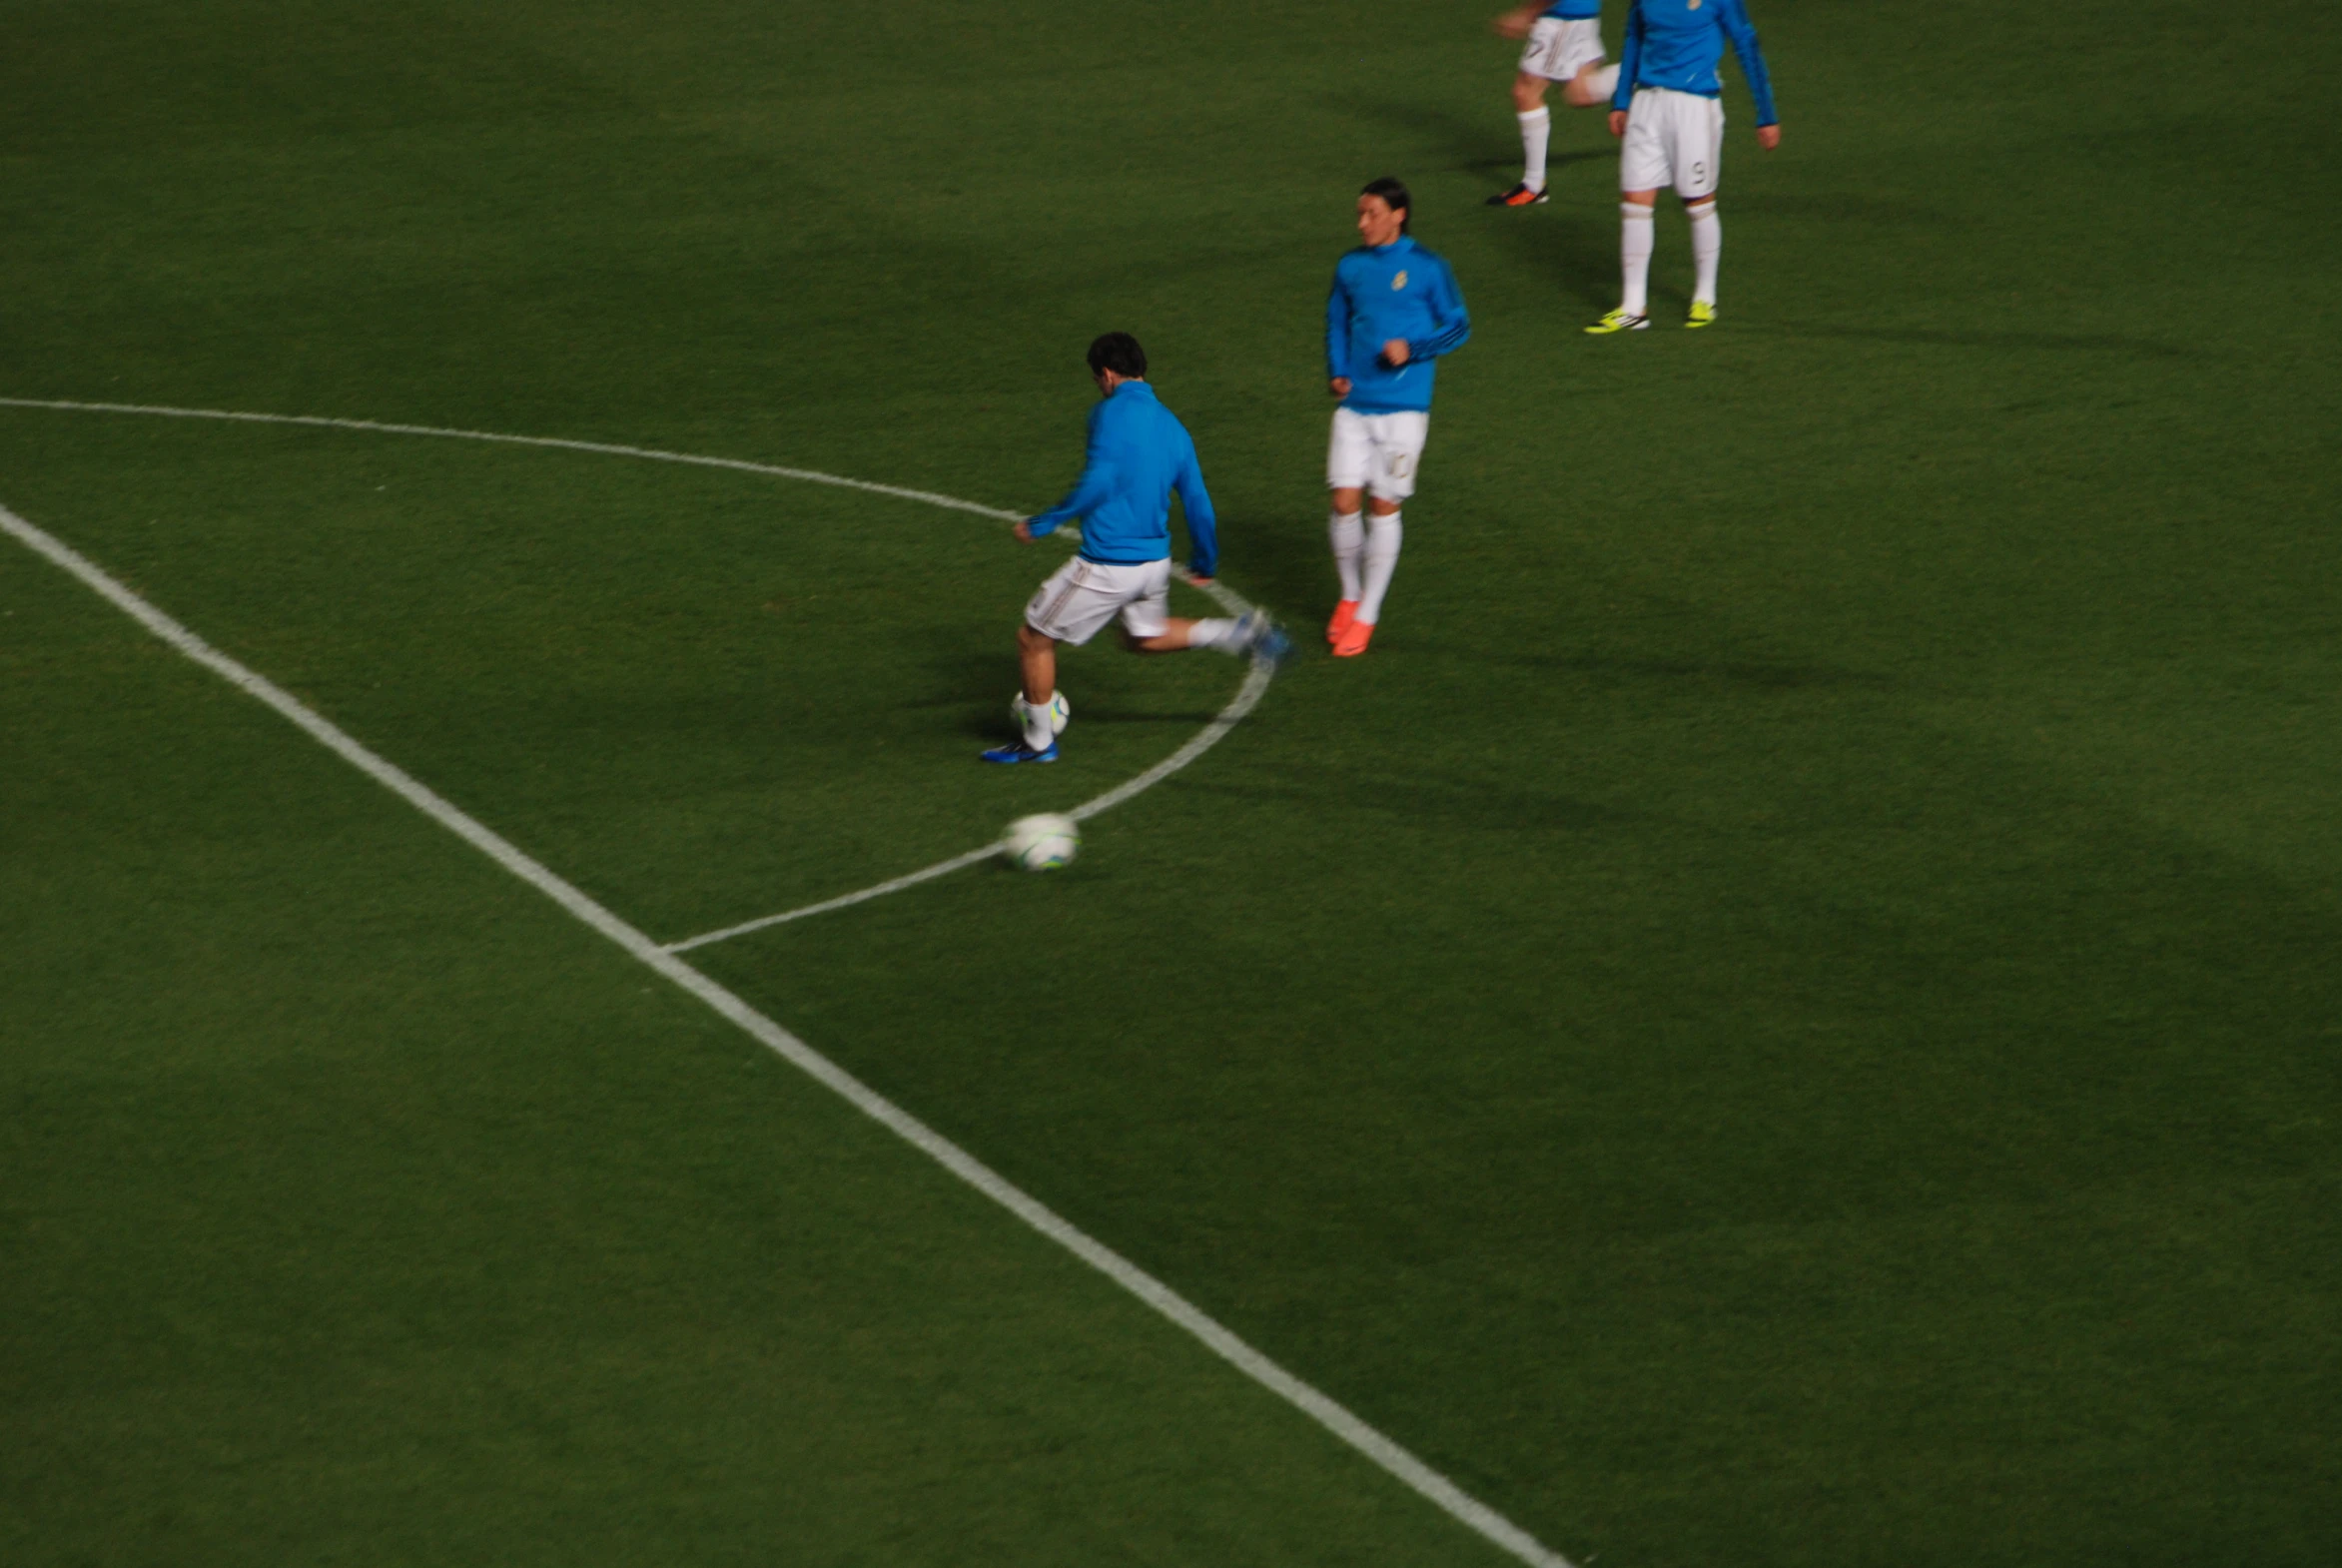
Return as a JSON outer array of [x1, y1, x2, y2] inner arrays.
[[1087, 332, 1148, 380], [1361, 175, 1412, 234]]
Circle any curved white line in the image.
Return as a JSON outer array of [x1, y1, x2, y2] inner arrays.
[[0, 395, 1026, 521], [0, 395, 1277, 945], [665, 648, 1276, 954]]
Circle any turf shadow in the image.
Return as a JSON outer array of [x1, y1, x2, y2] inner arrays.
[[1758, 322, 2196, 359], [1488, 650, 1901, 693], [1181, 771, 1644, 835]]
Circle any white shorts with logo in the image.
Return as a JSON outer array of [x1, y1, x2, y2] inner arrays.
[[1024, 554, 1172, 646], [1620, 86, 1724, 199], [1327, 406, 1431, 503], [1520, 16, 1606, 82]]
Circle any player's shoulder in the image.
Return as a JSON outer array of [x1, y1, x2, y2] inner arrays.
[[1403, 240, 1456, 276]]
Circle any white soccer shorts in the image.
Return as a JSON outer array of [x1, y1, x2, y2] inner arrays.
[[1619, 86, 1724, 199], [1519, 16, 1605, 83], [1024, 554, 1172, 646], [1327, 406, 1431, 503]]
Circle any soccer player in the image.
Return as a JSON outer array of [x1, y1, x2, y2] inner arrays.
[[983, 332, 1287, 765], [1487, 2, 1621, 207], [1323, 178, 1471, 658], [1585, 0, 1780, 333]]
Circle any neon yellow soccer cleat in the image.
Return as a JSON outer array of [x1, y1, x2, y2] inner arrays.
[[1686, 300, 1718, 329], [1584, 309, 1649, 335]]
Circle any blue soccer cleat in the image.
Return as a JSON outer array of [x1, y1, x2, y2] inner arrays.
[[1231, 607, 1293, 668], [980, 739, 1059, 764]]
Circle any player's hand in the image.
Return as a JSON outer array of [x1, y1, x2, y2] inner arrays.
[[1328, 377, 1351, 398], [1013, 519, 1036, 542], [1380, 339, 1410, 367], [1491, 5, 1536, 40], [1609, 109, 1628, 139], [1756, 124, 1781, 151], [1186, 573, 1215, 588]]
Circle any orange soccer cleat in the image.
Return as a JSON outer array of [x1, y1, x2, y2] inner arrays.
[[1325, 599, 1360, 643], [1330, 618, 1376, 658]]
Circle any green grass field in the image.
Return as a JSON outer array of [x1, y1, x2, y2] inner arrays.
[[4, 2, 2337, 1564]]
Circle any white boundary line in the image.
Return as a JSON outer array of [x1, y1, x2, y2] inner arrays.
[[0, 435, 1575, 1568], [0, 395, 1276, 950], [2, 498, 1571, 1568]]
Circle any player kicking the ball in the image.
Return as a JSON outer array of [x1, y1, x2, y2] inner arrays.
[[1324, 178, 1470, 658], [983, 332, 1288, 765], [1487, 2, 1620, 207], [1586, 0, 1779, 334]]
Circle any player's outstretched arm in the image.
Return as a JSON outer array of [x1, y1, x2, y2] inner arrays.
[[1029, 455, 1117, 540], [1492, 4, 1540, 40]]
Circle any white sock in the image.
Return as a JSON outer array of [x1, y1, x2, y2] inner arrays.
[[1688, 201, 1721, 305], [1019, 694, 1055, 750], [1184, 617, 1239, 653], [1329, 509, 1364, 601], [1517, 107, 1550, 192], [1357, 512, 1402, 625], [1587, 63, 1619, 101], [1619, 202, 1654, 318]]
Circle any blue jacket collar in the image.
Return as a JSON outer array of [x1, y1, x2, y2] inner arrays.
[[1111, 380, 1158, 400]]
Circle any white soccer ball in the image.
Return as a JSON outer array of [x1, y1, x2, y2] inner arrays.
[[1013, 690, 1071, 736], [1003, 812, 1080, 872]]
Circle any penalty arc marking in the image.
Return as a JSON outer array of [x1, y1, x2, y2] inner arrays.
[[0, 402, 1578, 1568]]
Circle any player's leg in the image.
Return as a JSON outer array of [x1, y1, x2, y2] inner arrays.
[[1561, 53, 1620, 108], [1589, 89, 1665, 333], [1122, 559, 1289, 662], [1018, 622, 1057, 709], [1326, 408, 1369, 639], [985, 557, 1109, 761], [1334, 413, 1426, 657], [1511, 72, 1552, 201], [1679, 96, 1726, 326], [1489, 20, 1563, 205], [1009, 623, 1063, 750]]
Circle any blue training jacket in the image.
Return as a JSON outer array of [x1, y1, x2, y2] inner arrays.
[[1325, 237, 1471, 415], [1613, 0, 1778, 125], [1028, 381, 1220, 578], [1539, 1, 1602, 20]]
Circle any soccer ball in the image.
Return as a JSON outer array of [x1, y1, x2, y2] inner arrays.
[[1003, 812, 1080, 872], [1013, 690, 1071, 736]]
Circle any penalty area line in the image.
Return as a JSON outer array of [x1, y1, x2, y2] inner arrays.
[[0, 499, 1576, 1568]]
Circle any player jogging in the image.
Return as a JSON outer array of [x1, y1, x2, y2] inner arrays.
[[984, 333, 1288, 765], [1585, 0, 1780, 333], [1487, 2, 1621, 207], [1323, 178, 1470, 658]]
